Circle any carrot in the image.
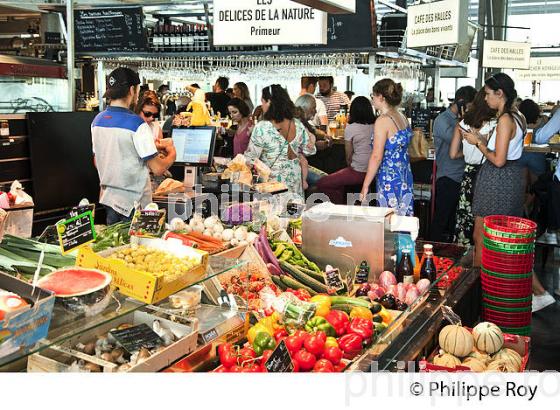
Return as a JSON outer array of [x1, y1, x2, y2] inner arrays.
[[186, 232, 224, 246]]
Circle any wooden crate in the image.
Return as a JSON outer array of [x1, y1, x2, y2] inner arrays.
[[27, 310, 198, 373]]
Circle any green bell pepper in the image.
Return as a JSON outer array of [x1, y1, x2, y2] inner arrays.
[[253, 332, 276, 356], [304, 316, 336, 337]]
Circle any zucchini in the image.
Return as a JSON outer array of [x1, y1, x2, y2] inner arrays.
[[295, 265, 326, 282], [271, 275, 288, 291], [330, 296, 372, 309], [280, 275, 317, 296], [280, 261, 329, 294], [331, 304, 353, 315]]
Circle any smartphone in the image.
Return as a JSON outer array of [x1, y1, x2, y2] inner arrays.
[[456, 99, 465, 115]]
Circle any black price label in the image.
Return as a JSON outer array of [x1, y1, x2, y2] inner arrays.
[[56, 211, 96, 255], [200, 328, 219, 345], [69, 203, 95, 219], [129, 209, 166, 237], [324, 268, 345, 291], [109, 323, 164, 354], [264, 340, 294, 373]]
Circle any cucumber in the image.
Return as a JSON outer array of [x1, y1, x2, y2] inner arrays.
[[280, 261, 329, 294], [331, 304, 353, 315], [271, 275, 288, 291], [330, 296, 372, 309], [280, 275, 317, 296], [296, 266, 326, 282]]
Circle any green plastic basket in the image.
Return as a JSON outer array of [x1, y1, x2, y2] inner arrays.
[[484, 225, 536, 239], [481, 268, 533, 280], [482, 302, 532, 312], [483, 238, 535, 254], [499, 325, 532, 336], [482, 293, 533, 303]]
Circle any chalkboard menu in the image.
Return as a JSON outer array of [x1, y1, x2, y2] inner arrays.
[[75, 7, 146, 52], [411, 108, 432, 135], [324, 268, 345, 292], [129, 209, 166, 237], [110, 323, 163, 354], [56, 211, 97, 255], [280, 0, 374, 51], [265, 340, 294, 373]]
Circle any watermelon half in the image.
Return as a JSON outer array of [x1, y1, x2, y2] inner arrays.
[[38, 268, 112, 314]]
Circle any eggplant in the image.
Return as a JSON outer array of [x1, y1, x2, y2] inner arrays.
[[355, 283, 371, 297], [379, 294, 397, 310]]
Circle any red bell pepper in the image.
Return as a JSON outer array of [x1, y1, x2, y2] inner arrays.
[[348, 317, 374, 344], [338, 333, 363, 359], [325, 310, 349, 336]]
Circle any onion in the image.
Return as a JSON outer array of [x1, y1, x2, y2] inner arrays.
[[222, 229, 234, 242], [170, 218, 186, 232]]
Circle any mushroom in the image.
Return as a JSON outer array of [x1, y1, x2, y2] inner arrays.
[[83, 362, 102, 373], [117, 363, 132, 372], [111, 347, 127, 364], [137, 347, 151, 363], [83, 342, 96, 356], [100, 353, 115, 363]]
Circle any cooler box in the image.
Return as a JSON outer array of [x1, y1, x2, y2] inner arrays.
[[302, 204, 396, 280]]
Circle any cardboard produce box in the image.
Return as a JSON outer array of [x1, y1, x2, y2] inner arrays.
[[0, 272, 55, 365], [77, 237, 209, 304]]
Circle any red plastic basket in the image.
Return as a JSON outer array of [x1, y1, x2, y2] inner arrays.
[[484, 215, 537, 235], [482, 249, 534, 274], [482, 297, 531, 309], [481, 273, 533, 287], [481, 282, 532, 299], [482, 308, 532, 324], [484, 230, 536, 244]]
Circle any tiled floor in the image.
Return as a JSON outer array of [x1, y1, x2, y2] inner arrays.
[[530, 247, 560, 371]]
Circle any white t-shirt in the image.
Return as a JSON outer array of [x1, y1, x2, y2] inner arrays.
[[312, 98, 327, 127], [460, 119, 497, 165], [487, 115, 524, 161]]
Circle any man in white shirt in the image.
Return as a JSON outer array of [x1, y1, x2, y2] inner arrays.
[[91, 67, 176, 224], [316, 76, 351, 121], [300, 76, 328, 130]]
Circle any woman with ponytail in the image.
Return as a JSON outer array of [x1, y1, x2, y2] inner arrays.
[[360, 79, 414, 215], [462, 73, 527, 266]]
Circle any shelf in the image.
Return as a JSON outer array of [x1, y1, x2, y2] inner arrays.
[[0, 254, 246, 370]]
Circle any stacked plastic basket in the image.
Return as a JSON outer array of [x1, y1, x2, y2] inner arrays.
[[481, 215, 537, 336]]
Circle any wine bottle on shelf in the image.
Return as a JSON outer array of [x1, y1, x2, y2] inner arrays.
[[163, 24, 170, 52], [180, 24, 187, 52], [192, 24, 198, 52], [169, 25, 175, 52], [420, 250, 436, 283], [201, 24, 209, 51], [396, 249, 414, 284], [152, 22, 160, 52]]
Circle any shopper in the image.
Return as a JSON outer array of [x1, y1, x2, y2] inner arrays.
[[245, 84, 316, 201], [162, 95, 190, 137], [227, 98, 254, 156], [317, 96, 374, 204], [135, 90, 163, 142], [317, 76, 351, 121], [300, 76, 328, 129], [233, 82, 254, 113], [449, 87, 497, 246], [157, 84, 175, 118], [344, 90, 355, 102], [294, 93, 329, 189], [92, 67, 176, 225], [534, 106, 560, 242], [206, 76, 230, 117], [360, 79, 414, 216], [430, 86, 476, 242], [462, 73, 527, 266]]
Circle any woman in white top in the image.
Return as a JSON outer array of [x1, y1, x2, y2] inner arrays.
[[449, 88, 497, 246], [461, 73, 526, 267], [135, 90, 164, 142]]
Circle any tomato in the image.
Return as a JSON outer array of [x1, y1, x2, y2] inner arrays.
[[229, 365, 243, 373], [292, 359, 300, 373], [285, 335, 303, 355], [334, 362, 347, 372], [304, 334, 325, 356], [273, 329, 289, 342], [260, 349, 274, 365], [315, 330, 327, 343], [241, 363, 262, 373], [213, 366, 228, 373], [323, 346, 343, 365], [239, 346, 256, 364], [293, 349, 316, 372], [219, 344, 238, 368], [217, 343, 232, 357], [313, 359, 335, 372]]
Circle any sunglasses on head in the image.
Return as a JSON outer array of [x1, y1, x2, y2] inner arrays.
[[486, 75, 500, 89], [142, 111, 159, 118]]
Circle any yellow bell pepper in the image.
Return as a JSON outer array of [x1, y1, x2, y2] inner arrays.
[[310, 295, 331, 317], [377, 307, 393, 325], [325, 336, 339, 348], [349, 306, 373, 321], [259, 312, 283, 332], [247, 323, 273, 345]]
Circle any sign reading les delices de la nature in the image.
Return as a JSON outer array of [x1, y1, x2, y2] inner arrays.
[[483, 40, 531, 69], [406, 0, 468, 48], [213, 0, 327, 46]]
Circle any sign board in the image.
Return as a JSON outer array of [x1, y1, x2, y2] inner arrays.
[[483, 40, 531, 69], [74, 7, 146, 52], [109, 323, 164, 354], [292, 0, 356, 13], [324, 268, 345, 291], [69, 203, 95, 219], [406, 0, 468, 48], [264, 340, 294, 372], [129, 209, 166, 237], [516, 57, 560, 81], [213, 0, 327, 46], [411, 108, 432, 135], [56, 211, 96, 255]]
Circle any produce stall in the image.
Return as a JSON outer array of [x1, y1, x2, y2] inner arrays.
[[0, 202, 507, 373]]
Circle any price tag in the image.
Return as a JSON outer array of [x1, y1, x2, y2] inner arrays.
[[129, 209, 166, 237], [68, 203, 95, 219], [56, 211, 96, 255], [324, 268, 345, 292], [264, 340, 294, 373], [199, 328, 219, 345], [109, 323, 164, 354]]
